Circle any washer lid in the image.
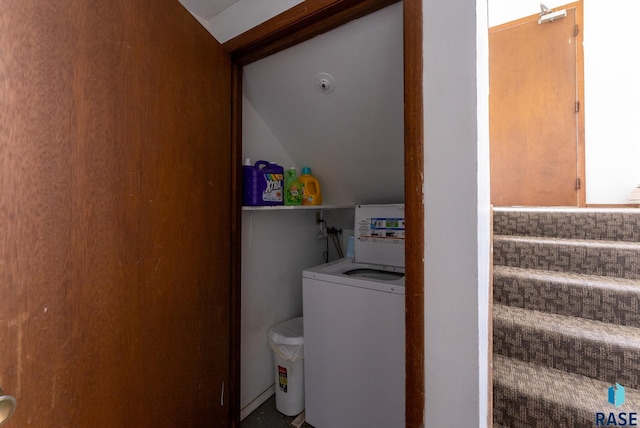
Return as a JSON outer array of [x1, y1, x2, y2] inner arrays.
[[353, 204, 405, 267], [344, 268, 404, 281]]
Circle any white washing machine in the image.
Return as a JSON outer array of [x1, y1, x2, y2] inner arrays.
[[302, 204, 405, 428]]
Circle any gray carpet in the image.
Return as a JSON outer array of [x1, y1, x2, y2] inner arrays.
[[493, 207, 640, 427]]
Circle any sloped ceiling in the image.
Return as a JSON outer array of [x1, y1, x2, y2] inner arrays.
[[242, 3, 404, 205], [178, 0, 240, 22], [179, 0, 305, 43]]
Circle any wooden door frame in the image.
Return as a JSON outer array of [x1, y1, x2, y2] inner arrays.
[[489, 1, 586, 207], [224, 0, 424, 426]]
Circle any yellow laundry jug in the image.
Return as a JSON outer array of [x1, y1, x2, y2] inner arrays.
[[299, 167, 322, 205]]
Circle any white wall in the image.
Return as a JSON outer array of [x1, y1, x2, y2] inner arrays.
[[239, 4, 404, 417], [423, 0, 490, 426], [240, 209, 324, 412], [242, 96, 296, 168], [488, 0, 567, 26], [583, 0, 640, 203], [490, 0, 640, 204], [241, 96, 310, 414], [243, 3, 404, 206], [241, 98, 355, 415], [194, 0, 640, 203]]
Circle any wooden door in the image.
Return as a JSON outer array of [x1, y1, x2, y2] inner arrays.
[[490, 3, 584, 206], [0, 1, 232, 427]]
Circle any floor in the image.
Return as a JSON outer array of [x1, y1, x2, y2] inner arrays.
[[241, 395, 313, 428]]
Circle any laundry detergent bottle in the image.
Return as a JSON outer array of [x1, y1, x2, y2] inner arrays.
[[299, 167, 322, 205], [284, 167, 303, 206], [242, 159, 284, 206]]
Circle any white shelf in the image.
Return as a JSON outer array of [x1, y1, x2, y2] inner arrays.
[[241, 204, 352, 211]]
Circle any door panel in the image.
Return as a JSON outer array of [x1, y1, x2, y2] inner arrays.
[[490, 5, 581, 206], [0, 1, 231, 427]]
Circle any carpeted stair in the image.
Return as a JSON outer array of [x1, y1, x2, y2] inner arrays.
[[493, 208, 640, 427]]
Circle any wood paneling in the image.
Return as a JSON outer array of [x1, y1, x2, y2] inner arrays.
[[0, 1, 232, 426], [403, 0, 425, 426], [229, 63, 244, 428], [225, 0, 400, 65]]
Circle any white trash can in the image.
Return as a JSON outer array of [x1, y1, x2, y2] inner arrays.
[[268, 317, 304, 416]]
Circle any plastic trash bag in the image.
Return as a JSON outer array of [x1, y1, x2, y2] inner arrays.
[[268, 317, 304, 362]]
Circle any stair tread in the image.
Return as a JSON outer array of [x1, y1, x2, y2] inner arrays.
[[494, 304, 640, 345], [494, 207, 640, 214], [494, 354, 640, 414], [494, 234, 640, 249], [494, 265, 640, 289]]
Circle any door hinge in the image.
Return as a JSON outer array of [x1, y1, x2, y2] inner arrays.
[[576, 177, 581, 190], [575, 101, 580, 113], [574, 24, 579, 37]]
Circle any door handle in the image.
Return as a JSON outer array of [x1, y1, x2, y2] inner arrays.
[[0, 388, 16, 426]]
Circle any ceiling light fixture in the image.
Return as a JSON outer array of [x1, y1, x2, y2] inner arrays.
[[315, 73, 336, 94]]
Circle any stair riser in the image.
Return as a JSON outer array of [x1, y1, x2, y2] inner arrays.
[[494, 239, 640, 279], [494, 273, 640, 328], [493, 319, 640, 389], [494, 385, 593, 427], [494, 209, 640, 242]]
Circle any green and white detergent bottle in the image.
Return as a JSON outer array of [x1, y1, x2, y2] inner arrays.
[[284, 167, 303, 206]]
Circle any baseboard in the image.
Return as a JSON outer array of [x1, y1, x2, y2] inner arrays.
[[586, 204, 640, 208], [240, 384, 276, 421]]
